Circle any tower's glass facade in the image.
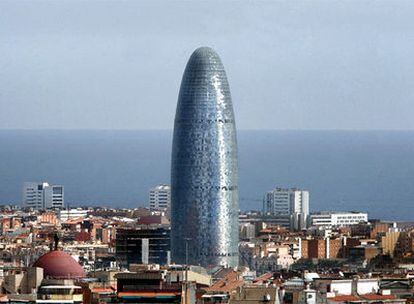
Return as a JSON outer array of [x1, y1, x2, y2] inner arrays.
[[171, 47, 239, 268]]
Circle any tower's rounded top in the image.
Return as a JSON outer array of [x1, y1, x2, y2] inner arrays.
[[177, 46, 233, 118], [192, 46, 219, 57], [186, 47, 224, 71]]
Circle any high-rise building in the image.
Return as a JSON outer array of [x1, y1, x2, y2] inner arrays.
[[23, 182, 64, 210], [149, 184, 171, 213], [264, 188, 309, 216], [171, 47, 239, 268], [264, 188, 309, 230]]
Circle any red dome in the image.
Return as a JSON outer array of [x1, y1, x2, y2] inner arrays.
[[33, 250, 86, 279]]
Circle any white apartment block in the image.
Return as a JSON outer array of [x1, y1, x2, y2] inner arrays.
[[149, 184, 171, 212], [310, 211, 368, 228], [58, 208, 88, 222], [264, 188, 309, 230], [23, 182, 64, 210]]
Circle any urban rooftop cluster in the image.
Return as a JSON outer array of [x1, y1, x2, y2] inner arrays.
[[1, 180, 413, 303]]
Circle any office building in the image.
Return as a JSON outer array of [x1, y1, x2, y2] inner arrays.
[[149, 184, 171, 213], [264, 188, 309, 215], [264, 188, 309, 230], [115, 227, 171, 268], [23, 182, 64, 210], [171, 47, 239, 268], [310, 211, 368, 228]]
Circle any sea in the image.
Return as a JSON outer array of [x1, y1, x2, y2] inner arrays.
[[0, 130, 413, 221]]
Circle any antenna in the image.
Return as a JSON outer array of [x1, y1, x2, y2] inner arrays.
[[53, 233, 59, 251]]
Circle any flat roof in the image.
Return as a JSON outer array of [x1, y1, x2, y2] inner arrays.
[[40, 285, 81, 289]]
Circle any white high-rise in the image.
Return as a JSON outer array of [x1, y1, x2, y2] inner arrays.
[[149, 184, 171, 212], [23, 182, 64, 210], [264, 188, 309, 230]]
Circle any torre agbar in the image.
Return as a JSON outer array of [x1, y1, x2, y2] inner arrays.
[[171, 47, 239, 268]]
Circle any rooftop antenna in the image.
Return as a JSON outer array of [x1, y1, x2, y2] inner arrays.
[[53, 233, 59, 251]]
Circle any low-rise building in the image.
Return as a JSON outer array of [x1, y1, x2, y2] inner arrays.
[[229, 285, 280, 304], [300, 238, 343, 259], [59, 209, 88, 222], [310, 212, 368, 228]]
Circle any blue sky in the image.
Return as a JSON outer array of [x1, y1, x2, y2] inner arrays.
[[1, 0, 414, 130]]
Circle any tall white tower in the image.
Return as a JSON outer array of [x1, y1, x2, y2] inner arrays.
[[264, 188, 309, 230], [23, 182, 64, 210], [149, 184, 171, 213]]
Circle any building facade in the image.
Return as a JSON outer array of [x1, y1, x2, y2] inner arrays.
[[171, 47, 239, 268], [310, 212, 368, 228], [23, 182, 64, 210], [264, 188, 309, 230], [300, 238, 343, 259], [149, 184, 171, 213], [58, 208, 88, 222], [115, 227, 171, 268]]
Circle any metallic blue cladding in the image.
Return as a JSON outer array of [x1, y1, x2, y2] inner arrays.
[[171, 47, 239, 268]]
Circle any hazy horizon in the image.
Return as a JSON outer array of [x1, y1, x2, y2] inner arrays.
[[1, 129, 414, 221]]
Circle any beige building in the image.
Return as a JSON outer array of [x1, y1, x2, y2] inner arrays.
[[381, 231, 402, 257], [229, 285, 280, 304], [1, 267, 43, 294]]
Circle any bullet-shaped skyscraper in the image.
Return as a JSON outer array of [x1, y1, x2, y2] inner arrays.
[[171, 47, 239, 268]]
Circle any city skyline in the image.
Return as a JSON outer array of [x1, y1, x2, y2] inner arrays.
[[1, 1, 414, 302], [2, 1, 414, 130]]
